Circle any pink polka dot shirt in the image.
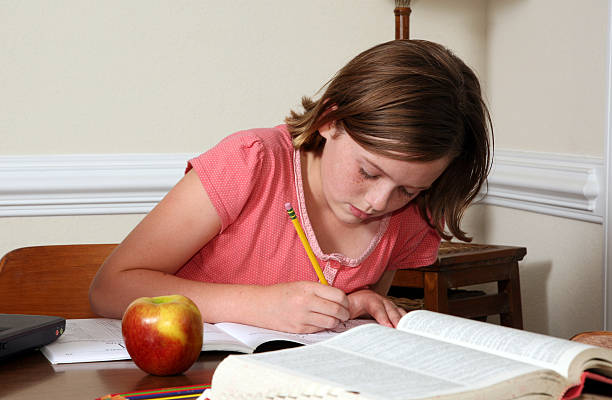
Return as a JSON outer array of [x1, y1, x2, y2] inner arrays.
[[176, 125, 441, 293]]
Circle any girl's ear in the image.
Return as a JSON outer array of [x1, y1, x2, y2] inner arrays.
[[318, 120, 337, 140]]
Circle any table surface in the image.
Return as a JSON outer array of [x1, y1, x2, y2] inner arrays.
[[0, 350, 222, 400], [1, 349, 610, 400]]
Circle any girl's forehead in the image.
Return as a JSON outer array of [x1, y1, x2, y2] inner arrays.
[[349, 135, 421, 163], [333, 124, 450, 165]]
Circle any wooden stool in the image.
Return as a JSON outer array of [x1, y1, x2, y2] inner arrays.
[[390, 242, 527, 329], [571, 331, 612, 349]]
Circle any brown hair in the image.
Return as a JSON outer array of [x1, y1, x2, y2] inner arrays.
[[285, 40, 492, 242]]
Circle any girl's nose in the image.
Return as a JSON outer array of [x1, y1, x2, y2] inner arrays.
[[364, 183, 394, 212]]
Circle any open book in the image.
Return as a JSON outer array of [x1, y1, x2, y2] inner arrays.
[[206, 310, 612, 400], [40, 318, 371, 364]]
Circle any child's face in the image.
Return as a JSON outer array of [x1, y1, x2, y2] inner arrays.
[[318, 123, 450, 224]]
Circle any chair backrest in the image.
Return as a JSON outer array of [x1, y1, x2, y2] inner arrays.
[[0, 244, 117, 319]]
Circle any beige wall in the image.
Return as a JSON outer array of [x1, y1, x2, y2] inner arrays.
[[0, 1, 487, 254], [463, 205, 605, 340], [466, 0, 608, 338], [486, 0, 608, 155], [1, 0, 609, 339], [2, 0, 487, 156], [1, 0, 389, 154]]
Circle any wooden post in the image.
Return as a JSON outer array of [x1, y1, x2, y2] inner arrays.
[[394, 0, 411, 40]]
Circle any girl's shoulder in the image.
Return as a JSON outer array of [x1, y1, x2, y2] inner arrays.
[[384, 203, 441, 269], [391, 202, 427, 222], [217, 124, 292, 153], [387, 203, 436, 238], [190, 125, 293, 172]]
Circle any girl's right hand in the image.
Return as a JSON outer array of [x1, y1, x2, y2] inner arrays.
[[258, 281, 350, 334]]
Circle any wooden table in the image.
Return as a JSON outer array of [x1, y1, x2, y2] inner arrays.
[[0, 350, 222, 400], [1, 349, 610, 399]]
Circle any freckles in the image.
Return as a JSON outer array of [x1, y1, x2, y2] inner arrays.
[[334, 171, 361, 197], [339, 179, 357, 195], [347, 172, 368, 193]]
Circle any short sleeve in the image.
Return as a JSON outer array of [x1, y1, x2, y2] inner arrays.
[[386, 208, 442, 270], [186, 133, 264, 233]]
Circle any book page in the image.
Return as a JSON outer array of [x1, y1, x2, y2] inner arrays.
[[41, 319, 129, 364], [203, 323, 252, 353], [215, 319, 373, 351], [212, 324, 563, 400], [397, 310, 595, 378]]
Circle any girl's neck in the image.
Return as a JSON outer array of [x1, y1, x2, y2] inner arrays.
[[300, 150, 381, 258], [300, 150, 325, 217]]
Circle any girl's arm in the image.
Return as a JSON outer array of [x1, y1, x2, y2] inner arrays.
[[346, 269, 406, 327], [88, 170, 349, 333]]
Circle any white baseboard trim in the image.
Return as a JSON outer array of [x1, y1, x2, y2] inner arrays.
[[0, 150, 605, 222]]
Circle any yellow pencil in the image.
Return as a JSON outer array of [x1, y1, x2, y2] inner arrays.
[[284, 202, 329, 285]]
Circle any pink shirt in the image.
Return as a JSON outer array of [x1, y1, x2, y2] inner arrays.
[[176, 125, 440, 293]]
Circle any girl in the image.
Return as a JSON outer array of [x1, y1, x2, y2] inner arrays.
[[89, 40, 492, 333]]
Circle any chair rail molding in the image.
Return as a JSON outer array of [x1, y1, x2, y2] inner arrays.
[[481, 149, 604, 223], [0, 150, 604, 220], [0, 153, 193, 216]]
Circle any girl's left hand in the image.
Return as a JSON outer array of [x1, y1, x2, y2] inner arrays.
[[347, 289, 406, 328]]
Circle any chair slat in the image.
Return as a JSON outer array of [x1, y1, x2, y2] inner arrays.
[[0, 244, 117, 319]]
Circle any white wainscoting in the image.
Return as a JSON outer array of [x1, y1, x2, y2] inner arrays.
[[0, 153, 193, 216], [481, 150, 604, 223], [0, 150, 605, 222]]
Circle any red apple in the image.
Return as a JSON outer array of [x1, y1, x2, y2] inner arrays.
[[122, 294, 203, 376]]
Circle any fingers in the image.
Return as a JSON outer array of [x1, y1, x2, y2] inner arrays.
[[311, 282, 350, 309], [308, 284, 350, 326], [301, 312, 345, 332], [348, 289, 407, 328], [384, 299, 406, 327], [265, 282, 411, 333], [267, 281, 350, 333], [374, 297, 406, 328], [368, 299, 394, 328]]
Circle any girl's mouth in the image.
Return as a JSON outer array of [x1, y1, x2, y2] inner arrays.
[[349, 204, 370, 220]]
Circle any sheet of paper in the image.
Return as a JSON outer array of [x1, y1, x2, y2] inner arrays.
[[41, 319, 129, 364], [41, 318, 373, 364]]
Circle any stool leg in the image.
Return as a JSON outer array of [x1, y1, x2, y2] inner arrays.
[[423, 272, 449, 314], [498, 263, 523, 329]]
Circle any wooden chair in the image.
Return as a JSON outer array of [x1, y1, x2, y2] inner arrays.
[[0, 244, 117, 319]]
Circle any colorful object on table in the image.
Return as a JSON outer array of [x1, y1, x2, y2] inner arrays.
[[284, 202, 328, 285], [96, 384, 210, 400], [122, 294, 204, 376]]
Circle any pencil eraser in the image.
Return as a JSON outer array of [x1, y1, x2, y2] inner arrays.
[[284, 202, 292, 211]]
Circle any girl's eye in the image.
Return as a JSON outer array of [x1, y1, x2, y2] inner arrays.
[[359, 168, 377, 180], [399, 187, 415, 197]]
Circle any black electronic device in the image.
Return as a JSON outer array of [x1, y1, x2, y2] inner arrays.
[[0, 313, 65, 360]]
